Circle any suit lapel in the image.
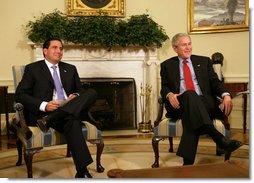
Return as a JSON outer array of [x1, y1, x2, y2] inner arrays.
[[171, 58, 180, 92], [39, 61, 54, 86], [191, 57, 204, 91], [58, 62, 68, 89]]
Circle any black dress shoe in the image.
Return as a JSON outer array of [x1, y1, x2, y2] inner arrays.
[[183, 158, 194, 165], [37, 116, 50, 133], [75, 172, 93, 178], [224, 140, 243, 160]]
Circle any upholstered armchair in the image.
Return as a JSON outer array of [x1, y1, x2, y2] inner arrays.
[[11, 65, 104, 178], [152, 53, 230, 168], [151, 97, 230, 168]]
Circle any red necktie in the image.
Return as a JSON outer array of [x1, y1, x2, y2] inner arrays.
[[183, 59, 195, 91]]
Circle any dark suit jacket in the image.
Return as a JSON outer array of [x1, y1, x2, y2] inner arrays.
[[15, 60, 84, 125], [160, 55, 229, 119]]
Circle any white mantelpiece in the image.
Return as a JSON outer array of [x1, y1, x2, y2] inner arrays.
[[30, 44, 159, 127]]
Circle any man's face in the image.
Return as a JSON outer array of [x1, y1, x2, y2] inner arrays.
[[43, 40, 63, 64], [173, 36, 192, 60]]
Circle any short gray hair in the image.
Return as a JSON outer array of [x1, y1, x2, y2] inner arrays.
[[171, 33, 190, 47]]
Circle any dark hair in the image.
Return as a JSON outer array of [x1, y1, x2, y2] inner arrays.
[[42, 38, 63, 57], [42, 38, 63, 49]]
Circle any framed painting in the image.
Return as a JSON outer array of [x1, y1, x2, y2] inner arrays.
[[188, 0, 249, 34], [67, 0, 125, 17]]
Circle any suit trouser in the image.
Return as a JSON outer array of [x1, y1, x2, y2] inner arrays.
[[175, 90, 223, 162], [50, 88, 97, 172]]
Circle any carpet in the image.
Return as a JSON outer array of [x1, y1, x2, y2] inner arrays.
[[0, 138, 249, 178]]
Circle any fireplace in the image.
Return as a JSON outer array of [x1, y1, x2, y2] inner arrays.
[[81, 78, 136, 130], [30, 44, 159, 129]]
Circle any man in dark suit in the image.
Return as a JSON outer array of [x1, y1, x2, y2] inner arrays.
[[160, 33, 242, 165], [15, 38, 96, 178]]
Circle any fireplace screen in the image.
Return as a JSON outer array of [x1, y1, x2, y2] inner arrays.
[[81, 78, 137, 130]]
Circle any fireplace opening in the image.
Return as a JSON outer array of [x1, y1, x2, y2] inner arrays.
[[81, 78, 137, 131]]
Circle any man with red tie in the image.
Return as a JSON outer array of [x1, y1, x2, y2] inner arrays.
[[160, 33, 242, 165]]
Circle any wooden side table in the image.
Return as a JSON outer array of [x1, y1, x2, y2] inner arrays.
[[224, 82, 248, 134], [107, 160, 249, 178], [0, 86, 9, 139]]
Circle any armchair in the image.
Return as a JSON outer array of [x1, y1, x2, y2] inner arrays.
[[151, 97, 230, 168], [152, 52, 231, 168], [11, 65, 104, 178]]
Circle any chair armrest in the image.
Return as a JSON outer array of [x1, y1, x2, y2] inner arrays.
[[14, 103, 32, 139], [153, 97, 164, 127], [236, 90, 249, 97]]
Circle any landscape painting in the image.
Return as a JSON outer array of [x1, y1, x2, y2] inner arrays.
[[188, 0, 249, 34]]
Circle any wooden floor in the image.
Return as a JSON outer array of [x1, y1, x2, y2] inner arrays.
[[0, 128, 249, 152]]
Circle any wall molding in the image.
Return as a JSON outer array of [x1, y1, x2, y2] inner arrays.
[[224, 75, 249, 83]]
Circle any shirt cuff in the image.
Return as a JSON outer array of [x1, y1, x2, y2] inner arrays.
[[166, 92, 173, 100], [73, 93, 80, 96], [221, 92, 230, 98], [40, 101, 48, 112]]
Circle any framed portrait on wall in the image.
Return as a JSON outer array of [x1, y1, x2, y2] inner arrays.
[[67, 0, 125, 17], [188, 0, 249, 34]]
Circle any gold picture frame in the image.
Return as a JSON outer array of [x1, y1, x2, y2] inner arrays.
[[188, 0, 249, 34], [67, 0, 125, 17]]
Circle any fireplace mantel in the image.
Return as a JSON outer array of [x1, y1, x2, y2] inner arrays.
[[30, 43, 159, 127]]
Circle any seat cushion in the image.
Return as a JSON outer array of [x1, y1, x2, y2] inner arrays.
[[153, 118, 182, 137], [153, 118, 226, 137], [15, 121, 102, 149]]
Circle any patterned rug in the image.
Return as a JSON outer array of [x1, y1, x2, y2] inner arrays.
[[0, 138, 249, 178]]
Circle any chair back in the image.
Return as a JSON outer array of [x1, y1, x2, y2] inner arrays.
[[12, 65, 25, 90], [211, 52, 224, 82]]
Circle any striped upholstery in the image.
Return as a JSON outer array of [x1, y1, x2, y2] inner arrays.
[[154, 118, 226, 137], [82, 121, 102, 140], [16, 121, 102, 149], [12, 65, 25, 91]]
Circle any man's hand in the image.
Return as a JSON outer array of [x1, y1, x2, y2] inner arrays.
[[67, 94, 78, 100], [168, 93, 181, 109], [220, 95, 233, 116], [45, 100, 61, 111]]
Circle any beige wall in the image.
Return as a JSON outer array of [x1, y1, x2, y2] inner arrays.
[[0, 0, 249, 92]]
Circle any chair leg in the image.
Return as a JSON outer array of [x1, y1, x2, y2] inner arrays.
[[151, 136, 164, 168], [16, 138, 23, 166], [24, 148, 43, 178], [168, 137, 173, 152], [96, 139, 105, 173]]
